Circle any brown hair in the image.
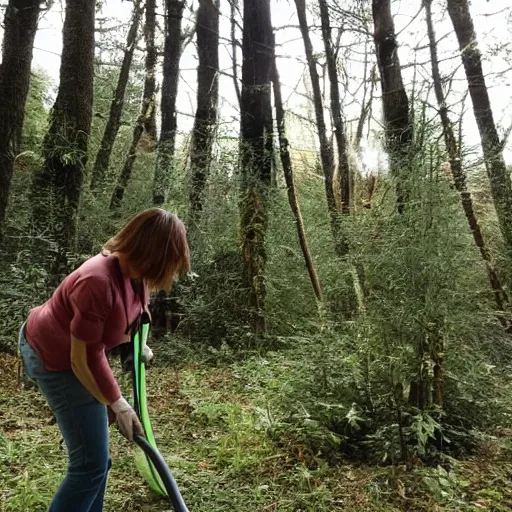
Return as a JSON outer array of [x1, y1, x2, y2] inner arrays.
[[104, 208, 190, 291]]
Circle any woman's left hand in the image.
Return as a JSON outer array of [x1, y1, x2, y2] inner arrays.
[[142, 344, 154, 364]]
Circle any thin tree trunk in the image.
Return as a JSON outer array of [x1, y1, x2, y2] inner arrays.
[[372, 0, 412, 213], [109, 116, 146, 209], [354, 42, 375, 153], [447, 0, 512, 261], [31, 0, 95, 280], [0, 0, 41, 240], [153, 0, 185, 206], [318, 0, 351, 214], [110, 0, 158, 210], [272, 42, 323, 302], [90, 0, 144, 191], [229, 0, 242, 107], [239, 0, 274, 335], [425, 0, 508, 313], [142, 0, 158, 142], [294, 0, 348, 256], [189, 0, 220, 223]]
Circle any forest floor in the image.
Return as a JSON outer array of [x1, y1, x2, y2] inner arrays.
[[1, 347, 512, 512]]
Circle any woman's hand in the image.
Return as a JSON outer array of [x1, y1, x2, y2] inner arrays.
[[110, 396, 144, 441], [142, 344, 154, 364]]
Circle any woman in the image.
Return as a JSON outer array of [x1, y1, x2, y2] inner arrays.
[[19, 208, 190, 512]]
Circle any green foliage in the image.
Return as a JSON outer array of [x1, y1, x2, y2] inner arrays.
[[0, 251, 48, 353], [20, 68, 52, 152]]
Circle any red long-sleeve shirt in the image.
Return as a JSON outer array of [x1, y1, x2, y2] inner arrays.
[[25, 253, 148, 403]]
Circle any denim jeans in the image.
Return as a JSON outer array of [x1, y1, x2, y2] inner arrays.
[[19, 324, 111, 512]]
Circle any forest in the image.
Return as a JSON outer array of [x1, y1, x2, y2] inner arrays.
[[1, 0, 512, 510]]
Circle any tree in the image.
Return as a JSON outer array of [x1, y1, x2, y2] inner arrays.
[[294, 0, 347, 255], [31, 0, 95, 278], [239, 0, 274, 335], [153, 0, 185, 206], [228, 0, 242, 106], [318, 0, 351, 214], [272, 39, 323, 302], [447, 0, 512, 261], [0, 0, 42, 240], [90, 0, 144, 191], [142, 0, 158, 142], [372, 0, 412, 213], [425, 0, 508, 318], [189, 0, 220, 224], [110, 0, 158, 209]]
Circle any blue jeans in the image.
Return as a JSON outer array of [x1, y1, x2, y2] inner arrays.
[[19, 325, 111, 512]]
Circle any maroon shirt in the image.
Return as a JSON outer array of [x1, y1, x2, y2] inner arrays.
[[25, 253, 148, 403]]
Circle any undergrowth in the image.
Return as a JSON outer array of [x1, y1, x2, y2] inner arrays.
[[2, 341, 512, 512]]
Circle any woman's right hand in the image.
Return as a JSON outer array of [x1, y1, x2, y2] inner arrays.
[[110, 396, 144, 441]]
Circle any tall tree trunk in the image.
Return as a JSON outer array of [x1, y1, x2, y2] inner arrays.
[[447, 0, 512, 260], [318, 0, 351, 214], [425, 0, 508, 314], [142, 0, 158, 142], [110, 0, 158, 210], [153, 0, 185, 206], [189, 0, 220, 224], [272, 42, 323, 302], [31, 0, 95, 280], [0, 0, 41, 240], [90, 0, 144, 191], [239, 0, 274, 335], [372, 0, 412, 213], [294, 0, 347, 256]]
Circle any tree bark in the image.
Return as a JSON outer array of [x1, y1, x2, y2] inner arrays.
[[31, 0, 95, 279], [239, 0, 274, 335], [294, 0, 348, 255], [90, 0, 144, 191], [425, 0, 508, 313], [0, 0, 41, 240], [142, 0, 158, 142], [447, 0, 512, 261], [371, 0, 412, 213], [272, 41, 323, 302], [318, 0, 351, 214], [110, 0, 159, 210], [153, 0, 185, 206], [189, 0, 220, 223]]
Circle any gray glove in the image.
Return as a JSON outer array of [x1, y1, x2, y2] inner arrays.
[[110, 396, 143, 441], [142, 344, 154, 364]]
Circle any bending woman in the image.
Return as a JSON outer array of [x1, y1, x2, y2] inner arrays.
[[19, 208, 190, 512]]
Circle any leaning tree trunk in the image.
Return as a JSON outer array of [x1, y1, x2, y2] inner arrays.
[[189, 0, 220, 224], [294, 0, 347, 256], [318, 0, 351, 214], [372, 0, 412, 213], [447, 0, 512, 261], [31, 0, 95, 280], [90, 0, 144, 191], [425, 0, 508, 316], [272, 40, 323, 302], [153, 0, 185, 206], [110, 0, 159, 209], [239, 0, 274, 335], [0, 0, 41, 241]]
